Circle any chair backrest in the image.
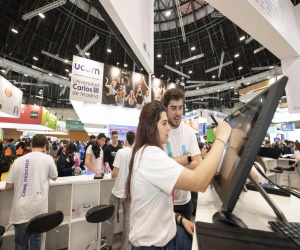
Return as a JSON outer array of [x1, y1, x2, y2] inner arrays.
[[0, 225, 5, 236], [0, 235, 2, 249], [25, 211, 64, 234], [86, 205, 115, 223]]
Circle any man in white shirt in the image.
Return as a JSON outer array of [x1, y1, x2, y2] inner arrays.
[[5, 134, 58, 250], [105, 131, 135, 250], [163, 88, 201, 220], [84, 133, 106, 176]]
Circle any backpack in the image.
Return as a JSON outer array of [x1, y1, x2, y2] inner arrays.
[[79, 141, 92, 171], [5, 146, 12, 156], [16, 146, 24, 156], [0, 155, 9, 173]]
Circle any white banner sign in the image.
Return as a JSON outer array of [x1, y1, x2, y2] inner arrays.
[[0, 76, 23, 118], [70, 55, 104, 103]]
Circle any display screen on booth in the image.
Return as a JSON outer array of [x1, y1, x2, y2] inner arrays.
[[281, 123, 295, 131], [211, 76, 288, 212]]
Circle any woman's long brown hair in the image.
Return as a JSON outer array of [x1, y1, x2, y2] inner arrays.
[[125, 102, 167, 200]]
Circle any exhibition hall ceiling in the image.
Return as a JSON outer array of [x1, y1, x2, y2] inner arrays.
[[0, 0, 299, 111]]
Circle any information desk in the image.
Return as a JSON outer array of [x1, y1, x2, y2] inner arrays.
[[0, 175, 117, 250], [192, 187, 300, 250]]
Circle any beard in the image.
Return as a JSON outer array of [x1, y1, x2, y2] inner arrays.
[[168, 117, 181, 128]]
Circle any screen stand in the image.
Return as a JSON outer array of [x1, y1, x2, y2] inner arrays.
[[248, 174, 287, 222]]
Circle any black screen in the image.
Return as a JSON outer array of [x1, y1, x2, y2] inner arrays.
[[211, 76, 288, 212]]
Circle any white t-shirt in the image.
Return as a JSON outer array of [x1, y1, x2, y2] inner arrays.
[[86, 145, 104, 175], [6, 152, 58, 224], [164, 122, 200, 205], [294, 150, 300, 161], [129, 146, 184, 247], [112, 147, 132, 198]]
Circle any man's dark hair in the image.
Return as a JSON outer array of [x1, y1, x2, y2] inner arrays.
[[97, 133, 106, 140], [111, 131, 118, 136], [32, 134, 48, 148], [126, 131, 135, 145], [105, 138, 110, 143], [162, 88, 185, 107], [90, 135, 96, 140], [9, 138, 14, 142]]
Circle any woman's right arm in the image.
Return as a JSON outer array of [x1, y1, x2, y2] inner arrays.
[[105, 77, 109, 88], [175, 121, 232, 192]]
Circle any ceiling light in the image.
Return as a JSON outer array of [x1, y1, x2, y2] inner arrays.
[[220, 98, 223, 100], [33, 57, 38, 61], [85, 52, 90, 56], [189, 71, 192, 74], [176, 61, 179, 65], [124, 64, 128, 67], [38, 13, 45, 18], [217, 89, 221, 92], [152, 75, 155, 78], [11, 28, 18, 34], [69, 73, 72, 76], [269, 66, 274, 69], [234, 54, 239, 58], [157, 54, 161, 58], [166, 11, 171, 16], [107, 49, 111, 53], [1, 69, 5, 73], [246, 82, 250, 85], [212, 75, 216, 79], [49, 73, 52, 76], [235, 91, 238, 95], [24, 74, 28, 77], [191, 47, 196, 51], [64, 59, 68, 63], [65, 69, 69, 72], [141, 68, 143, 71], [196, 87, 199, 90], [240, 36, 245, 41], [238, 66, 243, 70]]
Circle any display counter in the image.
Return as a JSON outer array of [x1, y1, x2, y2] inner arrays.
[[0, 175, 117, 250]]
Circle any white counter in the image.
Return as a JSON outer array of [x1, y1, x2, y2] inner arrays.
[[192, 187, 300, 249], [0, 175, 116, 250]]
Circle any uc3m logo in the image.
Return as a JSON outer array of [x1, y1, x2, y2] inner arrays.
[[74, 63, 100, 75]]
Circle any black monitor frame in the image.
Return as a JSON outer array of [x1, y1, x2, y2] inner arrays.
[[211, 76, 288, 213]]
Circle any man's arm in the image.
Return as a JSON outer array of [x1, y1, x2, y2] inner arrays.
[[5, 183, 14, 190], [111, 167, 119, 179], [172, 154, 201, 170]]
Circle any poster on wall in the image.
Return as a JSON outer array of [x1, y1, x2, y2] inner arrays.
[[151, 78, 185, 103], [101, 65, 149, 109], [41, 107, 58, 130], [0, 75, 23, 118], [70, 55, 104, 103]]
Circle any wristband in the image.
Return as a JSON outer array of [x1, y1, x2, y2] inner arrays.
[[179, 215, 184, 226], [216, 138, 226, 147]]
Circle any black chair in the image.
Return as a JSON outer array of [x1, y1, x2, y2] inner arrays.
[[270, 167, 283, 184], [25, 211, 64, 234], [281, 160, 296, 188], [85, 205, 115, 250]]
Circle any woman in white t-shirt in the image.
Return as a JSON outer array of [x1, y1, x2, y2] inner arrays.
[[125, 102, 231, 249], [292, 142, 300, 175]]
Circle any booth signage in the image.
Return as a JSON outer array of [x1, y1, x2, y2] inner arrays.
[[70, 55, 104, 103], [0, 75, 23, 118], [66, 120, 84, 130], [41, 108, 57, 130], [30, 111, 39, 119]]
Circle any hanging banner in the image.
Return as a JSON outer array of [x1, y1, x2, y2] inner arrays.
[[0, 75, 23, 118], [41, 107, 58, 130], [70, 55, 104, 103]]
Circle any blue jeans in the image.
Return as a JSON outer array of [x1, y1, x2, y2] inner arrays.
[[14, 223, 41, 250], [131, 225, 192, 250]]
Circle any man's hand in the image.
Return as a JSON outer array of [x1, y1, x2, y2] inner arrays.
[[182, 218, 194, 236]]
